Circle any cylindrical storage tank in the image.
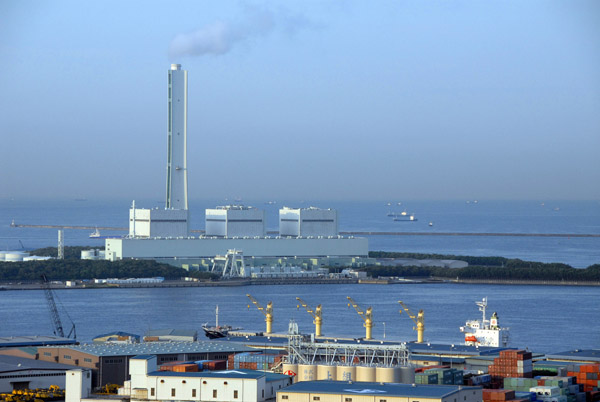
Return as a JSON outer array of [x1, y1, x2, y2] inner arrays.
[[282, 363, 299, 383], [81, 250, 96, 260], [5, 252, 27, 262], [356, 366, 376, 382], [398, 366, 415, 384], [336, 366, 356, 382], [376, 366, 400, 383], [298, 364, 317, 382], [317, 365, 337, 381]]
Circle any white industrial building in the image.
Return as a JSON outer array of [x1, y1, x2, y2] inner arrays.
[[129, 206, 189, 238], [65, 356, 292, 402], [103, 64, 367, 263], [279, 207, 338, 237], [206, 206, 265, 237], [105, 237, 368, 261]]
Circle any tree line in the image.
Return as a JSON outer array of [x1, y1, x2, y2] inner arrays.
[[365, 251, 600, 281], [0, 247, 217, 281]]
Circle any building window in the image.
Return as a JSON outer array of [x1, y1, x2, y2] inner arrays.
[[381, 400, 387, 402], [213, 390, 217, 398], [151, 388, 155, 396], [234, 390, 238, 399], [84, 358, 92, 363], [43, 352, 51, 357], [63, 355, 71, 360], [171, 389, 176, 397], [192, 389, 196, 397], [345, 399, 352, 402], [282, 396, 288, 400], [314, 397, 320, 401], [262, 390, 265, 398]]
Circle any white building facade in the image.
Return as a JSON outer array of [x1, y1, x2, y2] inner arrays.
[[279, 207, 338, 237], [105, 237, 367, 261], [205, 206, 265, 237], [126, 356, 291, 402]]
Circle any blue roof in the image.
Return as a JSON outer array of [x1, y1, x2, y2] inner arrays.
[[132, 355, 155, 360], [545, 349, 600, 363], [406, 343, 509, 356], [0, 336, 77, 348], [410, 355, 466, 364], [148, 369, 289, 381], [279, 381, 479, 398], [44, 340, 253, 357]]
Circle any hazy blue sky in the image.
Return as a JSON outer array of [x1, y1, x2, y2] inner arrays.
[[1, 1, 599, 201]]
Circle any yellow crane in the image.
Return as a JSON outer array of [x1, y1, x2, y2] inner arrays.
[[246, 294, 273, 334], [346, 296, 374, 340], [296, 297, 323, 337], [398, 300, 425, 343]]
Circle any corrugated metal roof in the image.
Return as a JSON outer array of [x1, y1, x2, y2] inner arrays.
[[44, 341, 253, 357], [545, 349, 600, 362], [148, 369, 267, 380], [280, 381, 478, 398], [145, 329, 197, 337], [0, 355, 79, 373], [406, 343, 508, 356], [0, 336, 77, 348]]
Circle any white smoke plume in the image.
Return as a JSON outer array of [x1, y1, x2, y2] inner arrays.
[[169, 6, 312, 59]]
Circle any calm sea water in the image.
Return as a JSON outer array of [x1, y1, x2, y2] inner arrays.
[[3, 199, 597, 353], [0, 284, 598, 353], [1, 198, 599, 267]]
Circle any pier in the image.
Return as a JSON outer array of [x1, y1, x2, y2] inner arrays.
[[9, 221, 600, 238]]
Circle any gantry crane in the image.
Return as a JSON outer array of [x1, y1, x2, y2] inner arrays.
[[246, 294, 273, 334], [346, 296, 373, 340], [398, 300, 425, 343], [296, 297, 323, 337]]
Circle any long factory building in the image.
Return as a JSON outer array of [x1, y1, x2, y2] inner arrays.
[[105, 64, 367, 263]]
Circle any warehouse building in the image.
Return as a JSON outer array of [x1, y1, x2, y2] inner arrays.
[[0, 355, 78, 392], [1, 341, 254, 387], [276, 381, 482, 402]]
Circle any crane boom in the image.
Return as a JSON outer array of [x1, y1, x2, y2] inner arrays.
[[41, 275, 65, 338], [246, 294, 273, 334], [296, 297, 323, 336], [346, 297, 373, 340], [398, 300, 425, 343]]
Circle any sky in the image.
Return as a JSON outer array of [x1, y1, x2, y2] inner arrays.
[[1, 1, 599, 201]]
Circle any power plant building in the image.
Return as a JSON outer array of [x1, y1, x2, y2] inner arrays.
[[127, 63, 189, 239], [279, 207, 338, 237], [104, 64, 367, 263], [129, 206, 188, 238], [205, 206, 265, 237]]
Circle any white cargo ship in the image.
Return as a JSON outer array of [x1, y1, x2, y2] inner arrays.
[[460, 297, 509, 347]]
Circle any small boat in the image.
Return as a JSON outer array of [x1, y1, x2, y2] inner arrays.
[[202, 305, 242, 339], [428, 222, 433, 227], [393, 215, 417, 222], [90, 228, 101, 238]]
